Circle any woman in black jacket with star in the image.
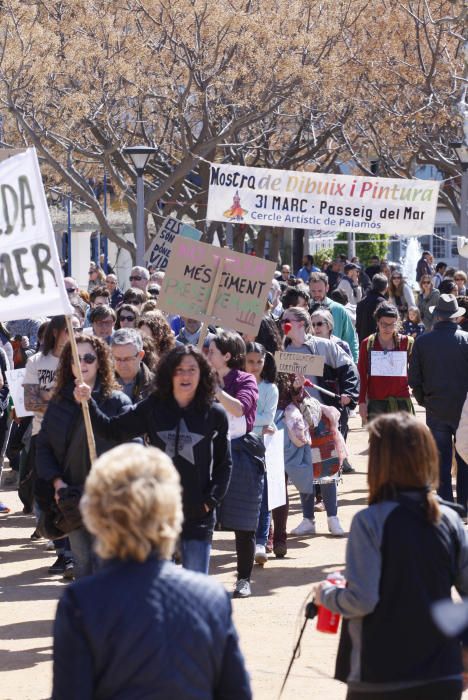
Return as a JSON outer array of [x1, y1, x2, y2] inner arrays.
[[74, 344, 232, 575]]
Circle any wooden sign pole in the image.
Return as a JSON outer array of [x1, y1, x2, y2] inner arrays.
[[197, 256, 225, 349], [65, 316, 97, 462]]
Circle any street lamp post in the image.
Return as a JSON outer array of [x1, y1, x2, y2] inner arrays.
[[450, 142, 468, 272], [123, 146, 157, 265]]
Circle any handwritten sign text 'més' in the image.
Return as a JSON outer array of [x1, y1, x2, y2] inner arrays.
[[275, 351, 325, 377], [158, 238, 276, 336], [0, 149, 72, 322], [144, 215, 201, 270]]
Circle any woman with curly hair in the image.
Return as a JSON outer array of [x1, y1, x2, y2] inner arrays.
[[74, 344, 232, 574], [114, 303, 139, 330], [137, 311, 176, 355], [36, 334, 132, 578]]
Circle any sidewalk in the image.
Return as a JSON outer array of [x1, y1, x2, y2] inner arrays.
[[0, 411, 463, 699]]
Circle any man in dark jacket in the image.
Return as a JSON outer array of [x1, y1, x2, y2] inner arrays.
[[106, 273, 124, 309], [111, 328, 154, 403], [355, 273, 388, 342], [409, 294, 468, 508]]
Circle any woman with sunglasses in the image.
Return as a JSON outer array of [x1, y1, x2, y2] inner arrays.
[[36, 334, 132, 578], [454, 271, 467, 296], [388, 271, 415, 321], [115, 303, 139, 330], [279, 307, 358, 539], [417, 275, 440, 331]]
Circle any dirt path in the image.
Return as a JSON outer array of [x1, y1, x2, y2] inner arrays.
[[0, 411, 465, 699]]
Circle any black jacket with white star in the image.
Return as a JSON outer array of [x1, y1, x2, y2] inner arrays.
[[88, 394, 232, 540]]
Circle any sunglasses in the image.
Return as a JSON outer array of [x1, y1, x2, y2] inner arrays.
[[129, 276, 142, 282], [66, 288, 77, 294], [312, 321, 326, 328], [120, 314, 136, 322], [72, 353, 97, 365], [392, 276, 402, 280]]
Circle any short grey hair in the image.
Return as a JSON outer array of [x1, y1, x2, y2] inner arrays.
[[111, 328, 143, 352], [131, 266, 150, 280]]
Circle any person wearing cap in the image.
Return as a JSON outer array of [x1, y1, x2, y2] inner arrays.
[[409, 294, 468, 509], [336, 263, 363, 307]]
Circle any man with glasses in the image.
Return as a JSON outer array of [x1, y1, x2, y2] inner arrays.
[[111, 329, 154, 403], [309, 272, 359, 361], [129, 266, 149, 292], [87, 306, 116, 345]]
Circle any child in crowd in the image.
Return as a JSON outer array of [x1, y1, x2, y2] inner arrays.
[[402, 306, 425, 338]]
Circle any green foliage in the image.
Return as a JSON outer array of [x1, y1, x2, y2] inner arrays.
[[312, 248, 334, 269], [333, 232, 389, 268]]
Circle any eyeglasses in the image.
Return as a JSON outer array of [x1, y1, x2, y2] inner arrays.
[[120, 315, 136, 322], [72, 353, 97, 365], [95, 319, 114, 326], [379, 320, 397, 328], [455, 278, 465, 282], [421, 281, 431, 285], [280, 318, 296, 325], [392, 276, 402, 280], [312, 321, 326, 328], [114, 353, 139, 363], [129, 276, 142, 282], [66, 288, 77, 294]]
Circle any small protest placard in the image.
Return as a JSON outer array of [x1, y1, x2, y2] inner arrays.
[[144, 215, 201, 270], [275, 351, 325, 377], [0, 149, 73, 321], [157, 238, 276, 336], [370, 350, 407, 377], [6, 368, 33, 417], [264, 429, 286, 510]]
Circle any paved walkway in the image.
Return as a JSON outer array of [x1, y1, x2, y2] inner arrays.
[[0, 410, 465, 699]]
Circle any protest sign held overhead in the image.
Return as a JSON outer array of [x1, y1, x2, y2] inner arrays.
[[275, 351, 325, 377], [0, 148, 73, 322], [158, 237, 276, 336], [207, 163, 440, 237], [144, 215, 201, 269]]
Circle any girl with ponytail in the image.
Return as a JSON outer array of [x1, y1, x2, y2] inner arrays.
[[313, 413, 468, 700]]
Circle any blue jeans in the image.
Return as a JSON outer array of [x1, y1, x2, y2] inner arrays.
[[300, 481, 338, 519], [426, 414, 468, 510], [181, 539, 211, 574], [68, 527, 98, 579], [255, 475, 271, 546]]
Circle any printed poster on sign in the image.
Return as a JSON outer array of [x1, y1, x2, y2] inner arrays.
[[370, 351, 407, 377], [0, 149, 73, 321], [157, 237, 276, 336], [207, 163, 440, 236], [144, 216, 201, 269]]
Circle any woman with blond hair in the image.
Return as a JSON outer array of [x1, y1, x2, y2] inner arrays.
[[418, 274, 440, 331], [314, 413, 468, 700], [52, 444, 251, 700]]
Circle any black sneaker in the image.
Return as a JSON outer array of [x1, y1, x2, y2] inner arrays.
[[48, 555, 66, 574], [342, 459, 356, 474], [62, 559, 75, 581]]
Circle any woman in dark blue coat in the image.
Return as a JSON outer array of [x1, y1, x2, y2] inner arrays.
[[53, 443, 251, 700]]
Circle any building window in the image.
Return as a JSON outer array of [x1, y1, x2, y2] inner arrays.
[[433, 227, 446, 258]]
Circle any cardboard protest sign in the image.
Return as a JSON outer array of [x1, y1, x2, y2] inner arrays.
[[144, 215, 201, 270], [207, 163, 440, 236], [275, 351, 325, 377], [158, 237, 276, 336], [6, 368, 33, 417], [0, 149, 73, 321]]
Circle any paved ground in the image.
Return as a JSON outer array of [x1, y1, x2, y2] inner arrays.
[[0, 409, 465, 699]]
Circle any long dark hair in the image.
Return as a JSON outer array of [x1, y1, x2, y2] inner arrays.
[[42, 315, 67, 356], [53, 333, 119, 400], [245, 341, 277, 383], [153, 345, 216, 408]]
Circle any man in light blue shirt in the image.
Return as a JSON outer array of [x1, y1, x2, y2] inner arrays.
[[308, 272, 358, 362], [296, 255, 320, 284]]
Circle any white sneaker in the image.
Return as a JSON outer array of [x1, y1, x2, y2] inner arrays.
[[233, 578, 252, 598], [45, 540, 55, 551], [255, 544, 268, 565], [327, 516, 345, 537], [289, 518, 316, 536]]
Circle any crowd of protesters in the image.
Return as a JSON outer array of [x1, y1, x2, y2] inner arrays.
[[2, 249, 468, 700]]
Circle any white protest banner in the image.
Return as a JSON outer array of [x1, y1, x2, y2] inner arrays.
[[370, 351, 407, 377], [158, 237, 276, 336], [0, 149, 73, 321], [275, 351, 325, 377], [6, 368, 33, 417], [264, 430, 286, 510], [144, 215, 201, 269], [207, 163, 440, 237]]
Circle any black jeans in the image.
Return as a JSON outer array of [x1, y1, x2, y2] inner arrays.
[[234, 530, 255, 581], [346, 680, 462, 700]]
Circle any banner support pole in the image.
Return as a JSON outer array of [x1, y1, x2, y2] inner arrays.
[[197, 257, 225, 349], [65, 316, 97, 462]]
